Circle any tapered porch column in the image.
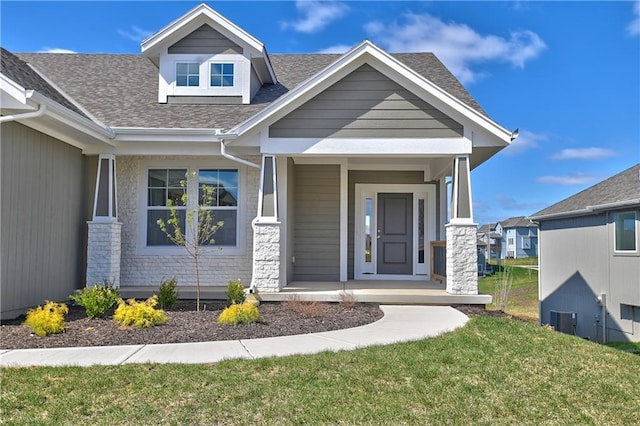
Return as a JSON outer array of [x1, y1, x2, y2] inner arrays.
[[86, 154, 122, 287], [445, 155, 478, 294], [251, 155, 282, 292]]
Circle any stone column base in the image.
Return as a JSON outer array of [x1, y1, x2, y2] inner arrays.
[[251, 218, 281, 292], [445, 222, 478, 295], [86, 221, 122, 288]]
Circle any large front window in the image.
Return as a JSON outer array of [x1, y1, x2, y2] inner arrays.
[[145, 167, 240, 248], [614, 212, 637, 252]]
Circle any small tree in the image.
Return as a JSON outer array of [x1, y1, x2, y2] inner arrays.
[[156, 173, 223, 311]]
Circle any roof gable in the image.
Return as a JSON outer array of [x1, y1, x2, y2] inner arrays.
[[229, 40, 513, 146], [531, 163, 640, 220], [141, 3, 275, 84]]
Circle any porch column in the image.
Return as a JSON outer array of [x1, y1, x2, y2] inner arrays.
[[86, 154, 122, 288], [251, 155, 282, 292], [445, 155, 478, 294]]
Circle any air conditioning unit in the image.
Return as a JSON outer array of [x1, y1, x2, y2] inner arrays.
[[550, 311, 577, 335]]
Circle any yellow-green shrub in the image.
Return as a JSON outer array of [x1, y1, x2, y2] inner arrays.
[[23, 301, 68, 336], [217, 302, 261, 325], [113, 296, 167, 328]]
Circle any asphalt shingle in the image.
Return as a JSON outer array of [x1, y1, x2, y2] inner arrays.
[[15, 51, 488, 130]]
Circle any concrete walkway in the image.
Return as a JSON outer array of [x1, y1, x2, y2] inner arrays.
[[0, 306, 468, 368]]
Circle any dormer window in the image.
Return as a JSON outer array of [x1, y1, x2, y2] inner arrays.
[[176, 63, 200, 87], [210, 63, 234, 87]]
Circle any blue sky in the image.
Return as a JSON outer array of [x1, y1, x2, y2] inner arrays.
[[2, 1, 639, 224]]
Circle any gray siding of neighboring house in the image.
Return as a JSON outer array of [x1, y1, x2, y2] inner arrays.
[[347, 170, 436, 280], [168, 24, 242, 55], [539, 212, 640, 342], [1, 122, 89, 319], [269, 64, 463, 139], [292, 164, 340, 281]]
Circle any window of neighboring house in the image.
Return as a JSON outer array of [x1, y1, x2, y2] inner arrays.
[[614, 212, 637, 252], [210, 63, 234, 87], [522, 236, 531, 250], [508, 237, 514, 245], [198, 169, 238, 246], [176, 63, 200, 87], [147, 169, 187, 246]]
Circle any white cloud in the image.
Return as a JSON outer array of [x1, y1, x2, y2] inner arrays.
[[38, 47, 76, 54], [627, 2, 640, 36], [550, 147, 615, 160], [536, 173, 604, 186], [281, 1, 349, 34], [364, 13, 546, 84], [503, 129, 547, 156], [118, 26, 153, 43], [317, 44, 352, 54]]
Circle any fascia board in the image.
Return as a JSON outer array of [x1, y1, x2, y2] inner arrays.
[[529, 200, 640, 222], [262, 137, 471, 155], [112, 127, 229, 143], [230, 40, 512, 144], [0, 74, 28, 105]]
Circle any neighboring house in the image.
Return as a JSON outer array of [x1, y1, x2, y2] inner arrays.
[[477, 222, 501, 260], [496, 216, 538, 259], [530, 163, 640, 342], [0, 3, 515, 319]]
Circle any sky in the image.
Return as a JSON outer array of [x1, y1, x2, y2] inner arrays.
[[1, 1, 639, 225]]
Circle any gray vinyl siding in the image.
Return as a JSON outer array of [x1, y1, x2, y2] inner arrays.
[[1, 122, 88, 319], [168, 24, 242, 55], [269, 64, 463, 139], [293, 165, 340, 281], [539, 212, 640, 342], [347, 171, 433, 280]]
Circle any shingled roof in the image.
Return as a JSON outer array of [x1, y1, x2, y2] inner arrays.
[[530, 163, 640, 220], [15, 51, 486, 130], [499, 216, 536, 228], [1, 48, 86, 117]]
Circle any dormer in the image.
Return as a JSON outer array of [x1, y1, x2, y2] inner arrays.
[[141, 3, 276, 104]]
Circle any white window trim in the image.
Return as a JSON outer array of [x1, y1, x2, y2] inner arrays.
[[613, 211, 638, 255], [160, 53, 249, 101], [137, 159, 246, 256]]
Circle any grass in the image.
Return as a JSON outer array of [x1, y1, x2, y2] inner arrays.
[[479, 257, 539, 321], [606, 341, 640, 355], [2, 316, 640, 424]]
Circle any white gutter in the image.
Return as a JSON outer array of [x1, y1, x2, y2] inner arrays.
[[0, 102, 46, 123], [529, 199, 640, 222], [220, 138, 260, 169]]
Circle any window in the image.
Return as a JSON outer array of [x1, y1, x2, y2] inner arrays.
[[147, 169, 187, 246], [176, 63, 199, 87], [198, 169, 238, 246], [614, 212, 637, 252], [210, 63, 234, 87]]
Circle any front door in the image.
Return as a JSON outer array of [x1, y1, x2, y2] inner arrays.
[[377, 193, 413, 274]]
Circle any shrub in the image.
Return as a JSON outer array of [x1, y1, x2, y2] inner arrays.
[[283, 296, 326, 318], [157, 277, 178, 309], [338, 291, 357, 309], [23, 301, 68, 337], [70, 281, 119, 319], [113, 296, 167, 328], [226, 279, 246, 306], [217, 302, 261, 325]]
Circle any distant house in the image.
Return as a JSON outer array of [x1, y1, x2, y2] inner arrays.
[[496, 216, 538, 259], [477, 222, 501, 260], [530, 163, 640, 342]]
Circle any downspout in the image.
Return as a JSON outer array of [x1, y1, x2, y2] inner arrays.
[[0, 103, 46, 123]]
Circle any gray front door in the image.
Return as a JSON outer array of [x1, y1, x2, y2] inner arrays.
[[377, 193, 413, 275]]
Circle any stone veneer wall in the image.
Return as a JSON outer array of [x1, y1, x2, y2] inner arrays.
[[251, 220, 281, 292], [117, 156, 259, 287], [86, 222, 122, 287], [445, 222, 478, 294]]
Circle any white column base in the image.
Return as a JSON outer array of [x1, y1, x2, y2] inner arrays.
[[86, 221, 122, 288], [445, 222, 478, 295], [250, 218, 281, 293]]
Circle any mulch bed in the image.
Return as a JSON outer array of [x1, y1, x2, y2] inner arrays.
[[1, 301, 506, 350]]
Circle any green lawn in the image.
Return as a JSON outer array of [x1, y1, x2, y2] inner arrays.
[[2, 316, 639, 424], [479, 257, 539, 321]]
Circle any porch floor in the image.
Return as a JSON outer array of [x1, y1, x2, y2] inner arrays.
[[119, 280, 492, 306]]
